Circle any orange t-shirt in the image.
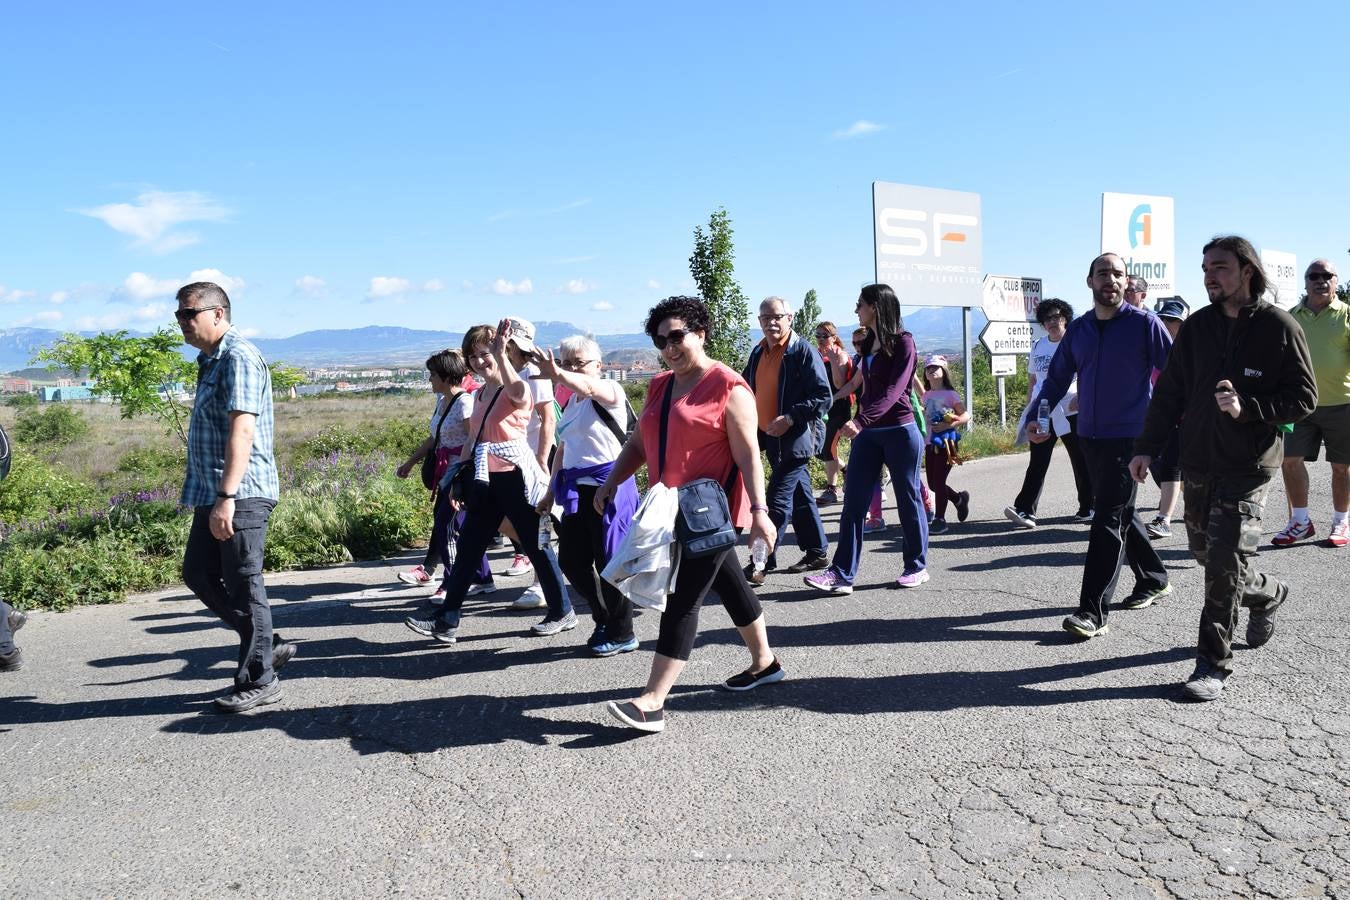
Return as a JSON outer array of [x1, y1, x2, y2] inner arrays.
[[469, 385, 531, 472], [640, 363, 752, 528], [753, 333, 789, 430]]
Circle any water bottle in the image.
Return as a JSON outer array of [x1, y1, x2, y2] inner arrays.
[[1036, 398, 1050, 433], [538, 513, 552, 550], [751, 537, 769, 572]]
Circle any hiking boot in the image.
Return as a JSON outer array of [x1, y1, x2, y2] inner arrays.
[[1119, 583, 1173, 611], [781, 553, 829, 574], [397, 564, 436, 587], [531, 610, 578, 636], [1327, 521, 1349, 548], [722, 657, 785, 692], [214, 678, 283, 713], [1272, 518, 1315, 546], [954, 490, 971, 523], [511, 582, 548, 609], [1246, 609, 1275, 649], [7, 609, 27, 633], [1145, 516, 1172, 540], [1182, 663, 1229, 702], [0, 647, 23, 672], [1063, 613, 1108, 639], [606, 700, 664, 733], [503, 554, 533, 577], [816, 486, 839, 506], [804, 569, 853, 595], [404, 615, 458, 644], [1004, 506, 1037, 529]]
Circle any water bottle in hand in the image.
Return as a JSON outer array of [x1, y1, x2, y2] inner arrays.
[[751, 537, 769, 572], [1036, 399, 1051, 433]]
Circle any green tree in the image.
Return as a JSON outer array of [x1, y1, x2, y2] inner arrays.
[[688, 207, 752, 368], [35, 329, 196, 445], [797, 288, 822, 338], [13, 404, 90, 447], [269, 362, 307, 399]]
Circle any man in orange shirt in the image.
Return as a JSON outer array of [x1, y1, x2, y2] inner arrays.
[[741, 296, 833, 584]]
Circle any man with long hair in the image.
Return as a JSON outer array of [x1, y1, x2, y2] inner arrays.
[[1132, 236, 1316, 701]]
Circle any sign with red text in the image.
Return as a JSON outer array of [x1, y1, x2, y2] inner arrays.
[[873, 182, 982, 308]]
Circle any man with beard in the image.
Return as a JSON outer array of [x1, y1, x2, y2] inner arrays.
[[1030, 253, 1173, 639], [1131, 236, 1316, 700]]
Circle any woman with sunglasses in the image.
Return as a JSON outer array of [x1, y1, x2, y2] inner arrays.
[[595, 296, 783, 733], [404, 320, 574, 644], [805, 284, 929, 592], [813, 321, 855, 506]]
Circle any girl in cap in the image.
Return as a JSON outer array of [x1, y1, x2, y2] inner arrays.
[[921, 355, 970, 534]]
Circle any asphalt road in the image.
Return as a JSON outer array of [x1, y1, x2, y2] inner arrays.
[[3, 448, 1347, 898]]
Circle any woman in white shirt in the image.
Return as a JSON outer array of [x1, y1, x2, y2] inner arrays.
[[1005, 298, 1094, 528]]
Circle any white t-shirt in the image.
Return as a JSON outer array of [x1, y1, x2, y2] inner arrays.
[[430, 391, 474, 450], [557, 389, 627, 485], [1025, 335, 1077, 432], [518, 363, 554, 453]]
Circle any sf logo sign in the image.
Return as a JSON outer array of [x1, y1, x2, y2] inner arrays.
[[878, 208, 978, 258]]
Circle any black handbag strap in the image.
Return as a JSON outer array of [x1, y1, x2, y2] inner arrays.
[[431, 391, 461, 449], [470, 387, 504, 452], [657, 374, 739, 496], [591, 395, 634, 447]]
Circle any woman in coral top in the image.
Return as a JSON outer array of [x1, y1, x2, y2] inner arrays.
[[594, 296, 783, 733]]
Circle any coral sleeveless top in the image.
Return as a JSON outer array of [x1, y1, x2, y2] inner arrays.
[[469, 385, 531, 473], [640, 363, 751, 528]]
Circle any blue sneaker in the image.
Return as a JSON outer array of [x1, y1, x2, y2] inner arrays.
[[591, 636, 639, 657], [587, 623, 609, 649]]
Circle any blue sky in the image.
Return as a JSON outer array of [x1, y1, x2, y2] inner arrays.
[[2, 1, 1347, 340]]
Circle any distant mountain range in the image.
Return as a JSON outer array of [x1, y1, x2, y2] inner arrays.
[[0, 309, 987, 374]]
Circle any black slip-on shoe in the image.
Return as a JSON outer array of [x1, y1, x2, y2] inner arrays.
[[606, 700, 665, 733]]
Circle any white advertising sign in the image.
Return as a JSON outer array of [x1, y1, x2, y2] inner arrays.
[[979, 320, 1036, 355], [990, 355, 1017, 376], [1100, 192, 1175, 295], [981, 275, 1043, 322], [1261, 248, 1299, 310], [873, 182, 982, 308]]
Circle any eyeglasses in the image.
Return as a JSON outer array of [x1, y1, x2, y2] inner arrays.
[[1306, 272, 1337, 283], [1124, 287, 1143, 294], [1041, 314, 1067, 323], [652, 329, 690, 350], [758, 313, 790, 323], [560, 358, 595, 370], [174, 306, 221, 322]]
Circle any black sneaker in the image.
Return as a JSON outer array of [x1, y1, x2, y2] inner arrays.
[[1246, 609, 1275, 648], [1073, 508, 1094, 522], [954, 491, 971, 523], [0, 647, 23, 672], [214, 677, 283, 713], [272, 637, 299, 672], [742, 562, 772, 586], [1182, 663, 1228, 702], [1003, 506, 1037, 529], [7, 609, 27, 633], [722, 657, 786, 692], [929, 517, 949, 534], [1119, 583, 1173, 610], [1062, 613, 1108, 639], [781, 554, 828, 574], [405, 615, 459, 644], [606, 700, 665, 733]]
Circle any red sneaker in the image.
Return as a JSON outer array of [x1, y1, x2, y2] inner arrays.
[[1327, 521, 1348, 548], [1271, 519, 1314, 547]]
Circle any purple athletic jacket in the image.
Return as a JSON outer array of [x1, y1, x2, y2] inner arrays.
[[854, 331, 918, 428], [1036, 303, 1171, 439]]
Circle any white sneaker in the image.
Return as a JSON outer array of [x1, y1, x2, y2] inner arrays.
[[428, 587, 447, 605], [465, 581, 497, 597], [503, 554, 533, 577], [398, 564, 436, 586], [511, 582, 548, 609]]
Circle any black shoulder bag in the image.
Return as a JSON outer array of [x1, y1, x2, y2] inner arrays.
[[591, 393, 637, 446], [444, 387, 503, 503], [658, 377, 739, 558], [420, 395, 458, 490], [0, 422, 11, 483]]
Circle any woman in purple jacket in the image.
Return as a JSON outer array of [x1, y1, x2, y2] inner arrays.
[[805, 284, 930, 592]]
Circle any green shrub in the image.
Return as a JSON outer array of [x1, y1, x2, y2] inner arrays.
[[13, 404, 90, 447], [294, 419, 425, 461], [0, 533, 180, 611], [4, 393, 39, 408], [0, 452, 99, 526]]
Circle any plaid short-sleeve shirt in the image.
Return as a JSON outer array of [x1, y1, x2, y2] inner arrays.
[[181, 327, 279, 507]]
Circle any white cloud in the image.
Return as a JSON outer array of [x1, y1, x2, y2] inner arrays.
[[489, 277, 533, 296], [14, 310, 64, 326], [294, 275, 326, 296], [832, 120, 884, 140], [646, 279, 661, 290], [0, 286, 37, 305], [134, 302, 173, 321], [187, 268, 245, 296], [78, 190, 231, 253], [237, 326, 263, 338], [558, 279, 594, 295], [368, 276, 412, 298], [590, 301, 615, 311], [122, 272, 180, 301], [75, 312, 133, 331], [422, 279, 446, 293], [49, 291, 68, 305]]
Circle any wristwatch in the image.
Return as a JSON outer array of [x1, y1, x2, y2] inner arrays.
[[216, 491, 238, 499]]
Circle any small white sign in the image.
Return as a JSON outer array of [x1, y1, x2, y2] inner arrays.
[[979, 320, 1036, 355], [982, 275, 1043, 322], [1261, 248, 1299, 310], [990, 355, 1017, 376]]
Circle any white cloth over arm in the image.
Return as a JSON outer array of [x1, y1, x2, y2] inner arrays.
[[601, 482, 679, 612]]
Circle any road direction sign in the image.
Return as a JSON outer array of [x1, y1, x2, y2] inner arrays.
[[990, 354, 1017, 376], [981, 275, 1043, 322], [979, 320, 1035, 355]]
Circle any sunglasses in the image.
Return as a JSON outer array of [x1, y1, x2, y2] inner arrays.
[[174, 306, 221, 322], [1306, 272, 1337, 283], [652, 329, 691, 350]]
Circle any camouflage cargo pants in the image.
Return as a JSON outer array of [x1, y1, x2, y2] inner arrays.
[[1183, 472, 1287, 672]]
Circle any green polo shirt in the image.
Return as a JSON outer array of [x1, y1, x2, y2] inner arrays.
[[1292, 297, 1350, 407]]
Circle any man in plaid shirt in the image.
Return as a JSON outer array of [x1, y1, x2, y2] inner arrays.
[[177, 282, 296, 713]]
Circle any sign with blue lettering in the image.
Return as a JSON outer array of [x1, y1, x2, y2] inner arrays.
[[1100, 192, 1175, 295]]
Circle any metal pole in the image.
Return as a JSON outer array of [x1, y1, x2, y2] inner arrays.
[[997, 375, 1006, 427], [962, 307, 974, 427]]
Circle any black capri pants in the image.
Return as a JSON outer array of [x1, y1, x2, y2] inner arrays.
[[656, 546, 763, 660], [817, 399, 853, 462]]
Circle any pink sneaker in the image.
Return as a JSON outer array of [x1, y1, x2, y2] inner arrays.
[[398, 564, 435, 586], [1271, 519, 1314, 547], [504, 554, 533, 577], [1328, 521, 1349, 548], [895, 569, 930, 589], [803, 569, 853, 595]]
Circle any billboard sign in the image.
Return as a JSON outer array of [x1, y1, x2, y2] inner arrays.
[[873, 182, 982, 308], [1261, 248, 1299, 310], [1100, 192, 1175, 295], [981, 275, 1042, 322]]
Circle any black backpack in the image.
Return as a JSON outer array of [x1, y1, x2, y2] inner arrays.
[[0, 422, 10, 482]]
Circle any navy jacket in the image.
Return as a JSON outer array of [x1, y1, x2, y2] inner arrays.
[[1037, 302, 1172, 439], [742, 332, 832, 461]]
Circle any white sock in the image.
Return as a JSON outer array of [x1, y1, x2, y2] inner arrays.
[[1292, 507, 1311, 523], [1334, 510, 1349, 526]]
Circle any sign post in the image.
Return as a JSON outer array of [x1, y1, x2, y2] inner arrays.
[[981, 275, 1041, 427], [873, 182, 982, 419]]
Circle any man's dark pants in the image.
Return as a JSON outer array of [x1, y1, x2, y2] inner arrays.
[[0, 599, 15, 655], [182, 498, 277, 689], [1182, 472, 1286, 672], [1078, 437, 1168, 625], [765, 454, 827, 568]]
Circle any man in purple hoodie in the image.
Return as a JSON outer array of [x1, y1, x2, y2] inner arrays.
[[1030, 252, 1173, 639]]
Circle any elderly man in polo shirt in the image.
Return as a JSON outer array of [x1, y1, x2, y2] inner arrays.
[[176, 282, 296, 713], [740, 296, 832, 584], [1275, 259, 1350, 548]]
